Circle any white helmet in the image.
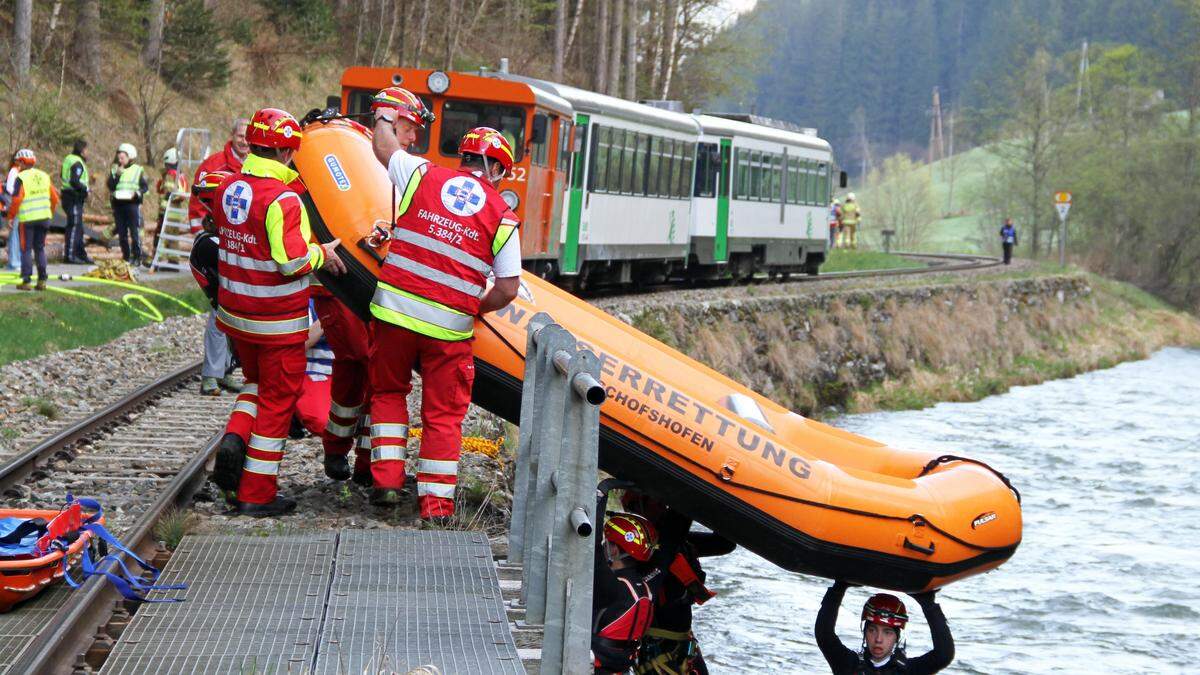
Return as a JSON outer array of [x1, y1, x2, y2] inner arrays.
[[118, 143, 138, 160], [846, 192, 856, 201], [162, 147, 178, 165]]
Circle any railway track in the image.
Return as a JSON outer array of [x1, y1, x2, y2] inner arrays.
[[582, 251, 1003, 299], [0, 359, 231, 674]]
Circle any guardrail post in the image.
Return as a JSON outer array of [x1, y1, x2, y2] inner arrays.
[[520, 324, 575, 621], [508, 318, 604, 675], [509, 311, 554, 566]]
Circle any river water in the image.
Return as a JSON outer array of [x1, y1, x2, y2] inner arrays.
[[691, 347, 1200, 673]]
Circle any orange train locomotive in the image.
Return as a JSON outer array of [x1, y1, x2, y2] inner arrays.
[[294, 119, 1022, 592]]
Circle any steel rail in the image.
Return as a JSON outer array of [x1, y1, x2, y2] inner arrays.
[[8, 431, 220, 675], [0, 359, 202, 493]]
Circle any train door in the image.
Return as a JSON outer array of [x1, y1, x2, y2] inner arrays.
[[524, 112, 552, 258], [547, 117, 570, 260], [562, 114, 590, 275], [716, 138, 732, 263]]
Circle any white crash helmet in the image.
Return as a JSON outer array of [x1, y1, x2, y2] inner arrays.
[[118, 143, 138, 160], [162, 147, 178, 165]]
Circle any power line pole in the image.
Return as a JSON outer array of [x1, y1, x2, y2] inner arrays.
[[928, 86, 945, 165], [1075, 39, 1091, 118]]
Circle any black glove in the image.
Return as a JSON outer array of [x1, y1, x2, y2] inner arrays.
[[909, 589, 938, 605]]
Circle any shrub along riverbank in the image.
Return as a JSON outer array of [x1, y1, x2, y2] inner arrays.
[[613, 273, 1200, 417]]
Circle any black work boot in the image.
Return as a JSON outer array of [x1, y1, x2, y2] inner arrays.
[[211, 433, 245, 500], [288, 414, 306, 440], [352, 469, 373, 487], [323, 455, 351, 481], [236, 497, 297, 517]]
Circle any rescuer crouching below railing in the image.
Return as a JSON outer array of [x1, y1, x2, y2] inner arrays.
[[367, 86, 521, 522], [207, 107, 347, 517]]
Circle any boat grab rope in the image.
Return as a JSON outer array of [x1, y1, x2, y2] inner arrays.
[[918, 455, 1021, 504]]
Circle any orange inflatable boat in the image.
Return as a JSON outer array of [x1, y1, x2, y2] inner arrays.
[[294, 118, 1022, 592]]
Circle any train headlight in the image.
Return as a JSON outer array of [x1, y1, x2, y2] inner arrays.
[[427, 71, 450, 94], [500, 189, 520, 210]]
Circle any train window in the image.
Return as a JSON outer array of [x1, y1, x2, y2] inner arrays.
[[591, 126, 609, 192], [647, 136, 662, 197], [693, 142, 718, 198], [346, 88, 431, 154], [770, 155, 782, 202], [663, 139, 677, 198], [790, 163, 801, 205], [607, 128, 624, 193], [808, 160, 820, 204], [628, 134, 643, 195], [438, 100, 525, 161], [558, 120, 572, 173], [818, 162, 830, 203], [735, 149, 748, 199], [530, 114, 550, 167], [679, 143, 695, 199], [750, 151, 762, 201]]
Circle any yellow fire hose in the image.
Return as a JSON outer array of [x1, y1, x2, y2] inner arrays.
[[0, 271, 201, 321]]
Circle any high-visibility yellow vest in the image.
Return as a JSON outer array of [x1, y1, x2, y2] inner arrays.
[[113, 163, 144, 201], [17, 168, 53, 222], [841, 201, 860, 226], [60, 154, 88, 191]]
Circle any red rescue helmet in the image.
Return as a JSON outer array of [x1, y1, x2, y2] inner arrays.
[[15, 149, 35, 166], [458, 127, 515, 175], [247, 108, 302, 150], [193, 169, 234, 214], [603, 512, 658, 562], [862, 593, 908, 630], [371, 87, 435, 129]]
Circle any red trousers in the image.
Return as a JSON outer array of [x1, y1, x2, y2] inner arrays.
[[369, 321, 475, 518], [295, 375, 331, 437], [313, 294, 371, 469], [231, 339, 307, 504]]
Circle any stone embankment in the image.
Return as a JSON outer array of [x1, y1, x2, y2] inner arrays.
[[599, 274, 1200, 415]]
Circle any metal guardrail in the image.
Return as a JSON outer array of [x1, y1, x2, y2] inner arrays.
[[509, 312, 605, 675]]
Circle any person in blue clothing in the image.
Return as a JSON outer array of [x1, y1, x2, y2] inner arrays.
[[999, 218, 1018, 265]]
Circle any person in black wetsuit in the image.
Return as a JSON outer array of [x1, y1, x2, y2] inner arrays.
[[621, 492, 735, 675], [592, 489, 667, 674], [816, 580, 954, 674]]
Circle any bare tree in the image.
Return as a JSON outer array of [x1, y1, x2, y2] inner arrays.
[[595, 0, 610, 92], [865, 154, 937, 251], [624, 0, 639, 99], [648, 0, 664, 94], [608, 0, 625, 95], [143, 0, 166, 68], [443, 0, 463, 69], [36, 1, 64, 62], [553, 0, 567, 80], [71, 0, 102, 87], [659, 0, 679, 98], [415, 0, 431, 67], [12, 0, 32, 88], [133, 67, 175, 164], [563, 0, 586, 69]]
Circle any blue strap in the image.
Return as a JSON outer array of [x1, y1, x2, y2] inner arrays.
[[54, 495, 186, 602]]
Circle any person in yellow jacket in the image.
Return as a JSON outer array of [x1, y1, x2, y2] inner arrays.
[[840, 193, 861, 249], [6, 149, 61, 290]]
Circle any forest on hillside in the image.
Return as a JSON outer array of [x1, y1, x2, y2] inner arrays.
[[717, 0, 1200, 174]]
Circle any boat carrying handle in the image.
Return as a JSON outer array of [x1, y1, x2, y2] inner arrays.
[[903, 537, 936, 555]]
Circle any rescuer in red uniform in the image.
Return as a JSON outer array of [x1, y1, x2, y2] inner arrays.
[[312, 267, 373, 485], [209, 107, 346, 517], [188, 118, 249, 235], [593, 505, 661, 674], [368, 86, 521, 516]]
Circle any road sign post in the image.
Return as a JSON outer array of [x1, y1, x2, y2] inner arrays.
[[1054, 191, 1072, 267]]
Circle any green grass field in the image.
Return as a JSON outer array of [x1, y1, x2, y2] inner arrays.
[[0, 275, 207, 365], [820, 249, 927, 273]]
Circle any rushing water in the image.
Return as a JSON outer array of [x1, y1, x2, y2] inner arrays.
[[691, 348, 1200, 674]]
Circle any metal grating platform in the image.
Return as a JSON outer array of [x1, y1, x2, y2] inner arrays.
[[314, 530, 524, 675], [100, 530, 524, 675], [101, 534, 336, 674], [0, 586, 71, 673]]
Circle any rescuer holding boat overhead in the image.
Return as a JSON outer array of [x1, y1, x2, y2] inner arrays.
[[209, 107, 346, 517], [368, 86, 521, 519], [815, 580, 955, 674]]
